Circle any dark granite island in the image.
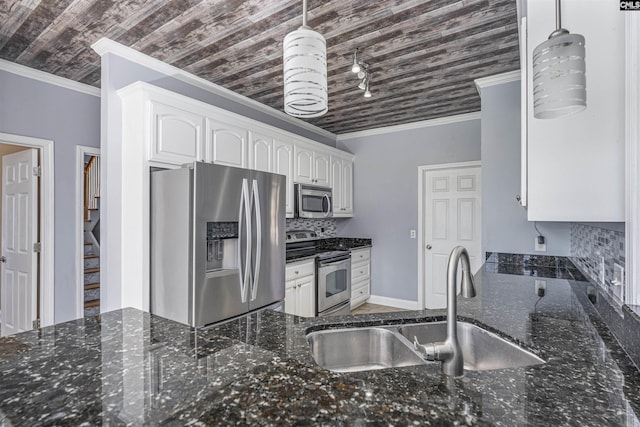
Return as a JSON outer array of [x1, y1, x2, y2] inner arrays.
[[1, 265, 640, 426]]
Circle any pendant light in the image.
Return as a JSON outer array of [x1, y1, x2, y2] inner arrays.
[[283, 0, 328, 118], [532, 0, 586, 119]]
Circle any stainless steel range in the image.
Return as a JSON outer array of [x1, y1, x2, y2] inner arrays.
[[286, 231, 351, 316]]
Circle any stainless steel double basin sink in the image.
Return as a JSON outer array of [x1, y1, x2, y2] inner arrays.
[[306, 321, 545, 373]]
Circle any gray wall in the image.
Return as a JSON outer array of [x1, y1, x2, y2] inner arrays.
[[336, 120, 481, 302], [480, 80, 571, 256], [0, 69, 101, 323]]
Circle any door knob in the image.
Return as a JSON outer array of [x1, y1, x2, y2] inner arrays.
[[0, 256, 6, 263], [426, 245, 432, 250]]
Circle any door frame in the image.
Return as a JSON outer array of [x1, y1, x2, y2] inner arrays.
[[0, 132, 54, 327], [75, 146, 101, 319], [417, 160, 482, 309]]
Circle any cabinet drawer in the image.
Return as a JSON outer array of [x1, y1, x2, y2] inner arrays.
[[285, 260, 315, 281], [351, 262, 370, 281], [351, 248, 370, 263], [351, 277, 369, 296], [351, 286, 370, 309]]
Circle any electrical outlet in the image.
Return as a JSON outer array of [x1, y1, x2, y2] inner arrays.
[[535, 280, 546, 297], [410, 229, 416, 239], [534, 237, 546, 252]]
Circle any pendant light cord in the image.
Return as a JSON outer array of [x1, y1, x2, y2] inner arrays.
[[555, 0, 561, 30], [302, 0, 308, 27]]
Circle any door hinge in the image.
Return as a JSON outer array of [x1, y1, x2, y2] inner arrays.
[[33, 166, 41, 177], [33, 242, 41, 253], [32, 318, 41, 329]]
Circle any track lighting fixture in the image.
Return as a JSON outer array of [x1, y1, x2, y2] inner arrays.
[[350, 48, 373, 98]]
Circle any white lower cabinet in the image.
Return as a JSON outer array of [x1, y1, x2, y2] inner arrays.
[[285, 259, 316, 317], [350, 248, 371, 309]]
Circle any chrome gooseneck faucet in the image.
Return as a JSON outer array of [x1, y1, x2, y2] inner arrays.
[[414, 246, 476, 377]]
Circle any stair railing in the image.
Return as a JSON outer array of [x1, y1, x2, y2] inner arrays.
[[84, 156, 100, 222]]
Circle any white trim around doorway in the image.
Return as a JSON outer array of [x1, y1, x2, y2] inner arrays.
[[417, 160, 482, 309], [0, 132, 55, 327], [75, 146, 101, 319]]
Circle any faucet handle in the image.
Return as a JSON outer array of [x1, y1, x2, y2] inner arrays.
[[413, 336, 437, 361]]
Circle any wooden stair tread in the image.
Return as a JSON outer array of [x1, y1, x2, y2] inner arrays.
[[84, 254, 99, 259], [84, 242, 92, 246], [84, 283, 100, 290], [84, 268, 100, 274], [84, 300, 100, 308]]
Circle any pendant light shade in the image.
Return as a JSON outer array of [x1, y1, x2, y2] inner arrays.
[[283, 0, 327, 118], [532, 0, 586, 119]]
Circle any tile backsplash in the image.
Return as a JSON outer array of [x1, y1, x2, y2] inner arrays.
[[570, 223, 625, 303], [285, 218, 336, 238]]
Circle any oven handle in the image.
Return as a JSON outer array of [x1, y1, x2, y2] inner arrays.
[[317, 256, 350, 268]]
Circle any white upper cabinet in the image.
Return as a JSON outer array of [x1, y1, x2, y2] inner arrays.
[[149, 100, 205, 165], [120, 82, 355, 221], [206, 118, 247, 168], [248, 130, 273, 172], [521, 0, 625, 221], [294, 144, 331, 187], [294, 145, 314, 184], [274, 139, 294, 218], [331, 154, 354, 217]]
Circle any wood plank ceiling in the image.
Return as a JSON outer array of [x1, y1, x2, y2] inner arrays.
[[0, 0, 520, 135]]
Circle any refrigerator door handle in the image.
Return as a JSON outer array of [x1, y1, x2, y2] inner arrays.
[[250, 179, 262, 301], [238, 178, 251, 303]]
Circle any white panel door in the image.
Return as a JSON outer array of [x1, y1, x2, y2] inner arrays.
[[294, 146, 314, 184], [248, 131, 273, 172], [2, 149, 38, 336], [206, 119, 247, 168], [314, 152, 331, 186], [150, 101, 204, 165], [423, 166, 481, 309], [274, 139, 294, 218]]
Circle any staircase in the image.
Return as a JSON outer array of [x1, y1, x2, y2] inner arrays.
[[83, 155, 100, 317], [83, 242, 100, 316]]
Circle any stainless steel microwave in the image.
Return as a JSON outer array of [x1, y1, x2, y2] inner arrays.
[[295, 183, 333, 218]]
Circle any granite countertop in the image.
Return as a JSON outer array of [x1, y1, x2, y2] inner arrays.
[[286, 237, 372, 263], [1, 264, 639, 425]]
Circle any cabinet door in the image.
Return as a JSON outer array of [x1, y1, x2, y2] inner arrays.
[[274, 139, 294, 218], [342, 160, 353, 215], [150, 101, 204, 165], [314, 152, 331, 186], [248, 131, 273, 172], [206, 118, 247, 168], [294, 146, 314, 184], [330, 157, 344, 213], [296, 275, 316, 318], [284, 279, 297, 315]]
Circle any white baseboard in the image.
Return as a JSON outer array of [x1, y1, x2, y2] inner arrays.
[[366, 295, 420, 310]]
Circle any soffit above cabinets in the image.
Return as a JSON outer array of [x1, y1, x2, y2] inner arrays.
[[0, 0, 519, 134]]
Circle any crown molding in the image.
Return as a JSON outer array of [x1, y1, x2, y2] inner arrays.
[[91, 37, 337, 142], [336, 112, 481, 141], [0, 58, 100, 97], [474, 70, 521, 96]]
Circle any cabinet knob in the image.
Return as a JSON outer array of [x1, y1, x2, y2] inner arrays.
[[426, 244, 432, 250], [294, 270, 299, 274], [297, 284, 301, 288], [360, 270, 364, 274]]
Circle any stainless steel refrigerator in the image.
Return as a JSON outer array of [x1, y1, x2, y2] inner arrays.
[[150, 162, 286, 327]]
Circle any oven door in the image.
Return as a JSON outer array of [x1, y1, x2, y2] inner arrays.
[[317, 257, 351, 313], [296, 185, 332, 218]]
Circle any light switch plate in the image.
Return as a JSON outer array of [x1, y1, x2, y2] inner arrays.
[[410, 229, 416, 239]]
